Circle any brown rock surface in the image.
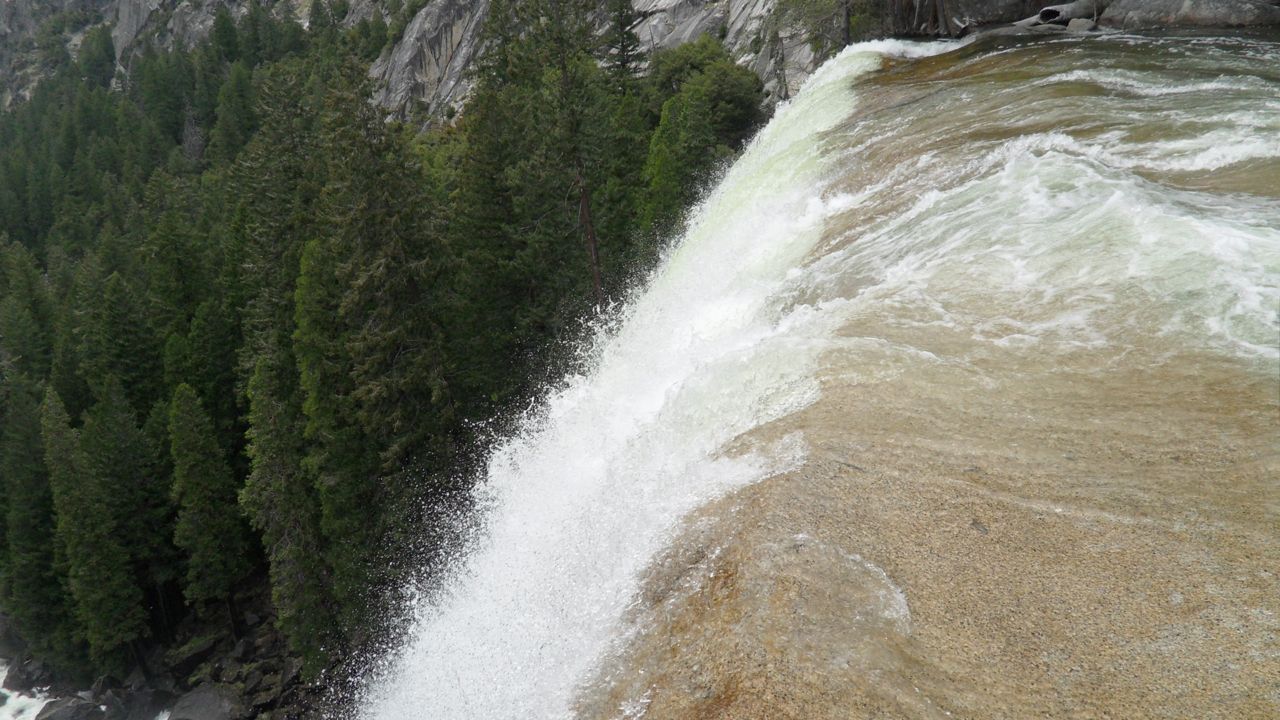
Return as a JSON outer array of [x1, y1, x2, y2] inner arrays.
[[579, 342, 1278, 719]]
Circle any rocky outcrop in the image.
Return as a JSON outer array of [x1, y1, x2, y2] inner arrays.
[[0, 0, 114, 107], [370, 0, 489, 120], [370, 0, 827, 120], [1101, 0, 1280, 27], [111, 0, 310, 64], [109, 0, 162, 60], [635, 0, 819, 102], [889, 0, 1055, 34], [948, 0, 1053, 24], [169, 684, 239, 720], [34, 697, 105, 720]]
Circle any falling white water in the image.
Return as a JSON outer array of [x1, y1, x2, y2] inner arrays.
[[368, 30, 1280, 720], [0, 661, 48, 719], [366, 40, 961, 720]]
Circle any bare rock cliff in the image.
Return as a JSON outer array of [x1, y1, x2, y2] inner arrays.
[[370, 0, 827, 120], [370, 0, 488, 120]]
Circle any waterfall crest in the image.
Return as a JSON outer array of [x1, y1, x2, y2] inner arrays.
[[367, 32, 1279, 720]]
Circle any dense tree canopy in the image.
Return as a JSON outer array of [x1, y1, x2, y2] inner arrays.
[[0, 0, 764, 684]]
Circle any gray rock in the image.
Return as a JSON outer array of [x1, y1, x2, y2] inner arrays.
[[369, 0, 826, 117], [634, 0, 728, 51], [242, 669, 264, 695], [110, 0, 163, 62], [166, 635, 219, 680], [370, 0, 490, 120], [103, 688, 174, 720], [279, 657, 302, 688], [89, 675, 118, 700], [1067, 16, 1097, 30], [170, 684, 239, 720], [1101, 0, 1280, 28], [905, 0, 1059, 33], [1038, 0, 1107, 24], [34, 697, 105, 720], [229, 637, 251, 662], [3, 658, 51, 694]]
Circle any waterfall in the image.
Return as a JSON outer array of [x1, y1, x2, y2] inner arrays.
[[365, 39, 963, 720], [367, 31, 1279, 720]]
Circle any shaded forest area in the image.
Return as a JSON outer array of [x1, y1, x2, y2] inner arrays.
[[0, 0, 764, 689]]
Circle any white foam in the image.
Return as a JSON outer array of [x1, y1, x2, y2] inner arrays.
[[0, 661, 49, 720], [365, 39, 964, 720]]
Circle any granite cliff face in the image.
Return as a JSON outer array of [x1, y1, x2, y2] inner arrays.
[[369, 0, 489, 120], [369, 0, 829, 120], [5, 0, 1280, 116], [110, 0, 310, 63], [1, 0, 309, 107], [1101, 0, 1280, 28], [0, 0, 113, 106]]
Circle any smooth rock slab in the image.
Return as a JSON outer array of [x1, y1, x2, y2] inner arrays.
[[1102, 0, 1280, 27], [35, 698, 105, 720]]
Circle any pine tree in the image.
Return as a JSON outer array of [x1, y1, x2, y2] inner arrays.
[[603, 0, 645, 83], [640, 39, 763, 234], [241, 352, 338, 675], [641, 84, 720, 234], [168, 384, 252, 616], [41, 388, 148, 675], [0, 294, 50, 378], [209, 62, 257, 164], [291, 69, 456, 634], [211, 7, 241, 64], [230, 61, 340, 668], [80, 379, 177, 611], [1, 377, 84, 674], [77, 26, 116, 88], [79, 272, 163, 417]]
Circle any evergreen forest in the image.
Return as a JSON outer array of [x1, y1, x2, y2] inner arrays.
[[0, 0, 765, 687]]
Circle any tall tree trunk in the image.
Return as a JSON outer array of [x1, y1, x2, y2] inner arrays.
[[937, 0, 953, 37], [154, 581, 173, 643], [576, 166, 605, 309], [226, 593, 245, 640]]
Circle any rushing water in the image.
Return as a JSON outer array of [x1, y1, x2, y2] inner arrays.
[[0, 661, 47, 719], [368, 31, 1279, 720]]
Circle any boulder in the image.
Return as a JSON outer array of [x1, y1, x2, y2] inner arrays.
[[1101, 0, 1280, 27], [279, 657, 302, 689], [1037, 0, 1107, 23], [4, 658, 52, 693], [229, 638, 251, 662], [170, 684, 239, 720], [1067, 17, 1098, 30], [34, 697, 105, 720], [89, 676, 118, 700], [222, 654, 251, 684], [103, 688, 174, 720], [242, 669, 264, 696], [166, 636, 219, 680]]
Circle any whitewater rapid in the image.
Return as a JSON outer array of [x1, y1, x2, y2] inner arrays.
[[366, 39, 963, 720], [368, 31, 1279, 720], [0, 661, 47, 719]]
